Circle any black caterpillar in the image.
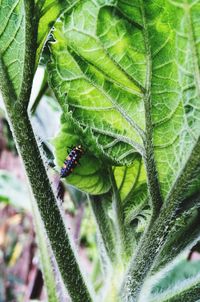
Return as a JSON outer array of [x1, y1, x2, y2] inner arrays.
[[60, 145, 84, 178]]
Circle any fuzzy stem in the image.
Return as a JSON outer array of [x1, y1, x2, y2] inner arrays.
[[109, 169, 128, 262], [31, 197, 59, 302], [4, 103, 93, 302], [0, 0, 94, 299], [140, 0, 163, 219], [89, 194, 116, 263], [121, 218, 170, 301], [121, 144, 200, 302]]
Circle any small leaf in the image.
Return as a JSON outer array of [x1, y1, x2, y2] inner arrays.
[[150, 259, 200, 302], [114, 157, 149, 232], [36, 0, 80, 66], [114, 156, 146, 201], [0, 0, 33, 100], [53, 114, 111, 195]]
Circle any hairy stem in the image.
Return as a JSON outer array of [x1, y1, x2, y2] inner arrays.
[[121, 189, 200, 301], [0, 1, 93, 297], [121, 215, 172, 301], [89, 194, 116, 263], [0, 0, 94, 299], [141, 0, 163, 218], [165, 137, 200, 211], [109, 169, 128, 262], [31, 198, 59, 302], [4, 103, 93, 302]]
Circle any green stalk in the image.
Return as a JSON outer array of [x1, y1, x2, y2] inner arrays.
[[121, 187, 200, 301], [109, 169, 128, 262], [140, 0, 163, 219], [31, 198, 59, 302], [3, 102, 94, 302], [121, 214, 172, 301], [89, 194, 116, 263], [0, 2, 93, 300]]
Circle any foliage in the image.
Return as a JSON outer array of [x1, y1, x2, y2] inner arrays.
[[0, 0, 200, 302]]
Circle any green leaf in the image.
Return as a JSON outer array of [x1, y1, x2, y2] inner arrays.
[[150, 260, 200, 302], [124, 184, 149, 229], [0, 170, 31, 211], [48, 0, 200, 202], [36, 0, 80, 66], [149, 0, 200, 199], [114, 156, 145, 202], [0, 0, 80, 103], [48, 2, 145, 166], [53, 114, 111, 194], [0, 0, 35, 101], [114, 157, 150, 234]]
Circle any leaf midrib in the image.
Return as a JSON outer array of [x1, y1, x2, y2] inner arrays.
[[139, 0, 163, 214]]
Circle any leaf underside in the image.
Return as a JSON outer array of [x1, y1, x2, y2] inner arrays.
[[0, 0, 26, 98], [36, 0, 80, 66], [49, 0, 200, 199]]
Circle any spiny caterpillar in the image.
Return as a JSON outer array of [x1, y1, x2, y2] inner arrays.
[[60, 145, 84, 178]]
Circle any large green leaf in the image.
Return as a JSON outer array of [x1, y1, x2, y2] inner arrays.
[[48, 3, 145, 165], [0, 0, 79, 103], [48, 0, 200, 201]]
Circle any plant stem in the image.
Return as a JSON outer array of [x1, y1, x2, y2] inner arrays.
[[89, 194, 116, 263], [4, 103, 94, 302], [164, 137, 200, 211], [121, 189, 199, 301], [121, 216, 171, 301], [31, 198, 59, 302], [109, 169, 128, 262], [123, 89, 200, 300], [140, 0, 163, 219], [0, 1, 94, 300]]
